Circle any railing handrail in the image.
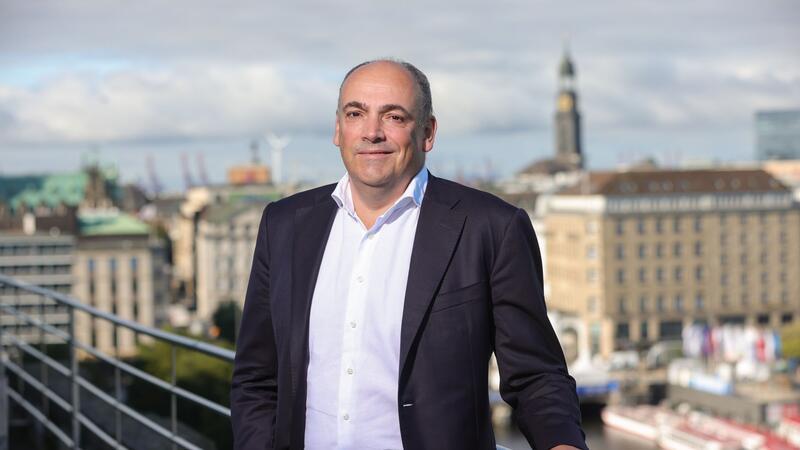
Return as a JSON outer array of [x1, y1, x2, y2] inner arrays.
[[0, 273, 234, 361]]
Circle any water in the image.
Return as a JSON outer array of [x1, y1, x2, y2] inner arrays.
[[495, 406, 657, 450]]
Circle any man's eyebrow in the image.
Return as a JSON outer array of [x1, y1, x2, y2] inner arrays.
[[342, 101, 367, 110], [378, 104, 413, 117]]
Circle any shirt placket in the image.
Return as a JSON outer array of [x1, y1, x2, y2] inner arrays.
[[337, 221, 378, 447]]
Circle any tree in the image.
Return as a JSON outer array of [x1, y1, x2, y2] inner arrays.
[[212, 300, 241, 344]]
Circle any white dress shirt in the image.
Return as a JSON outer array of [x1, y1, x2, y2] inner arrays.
[[304, 167, 428, 450]]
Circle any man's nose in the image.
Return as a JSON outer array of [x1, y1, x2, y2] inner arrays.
[[362, 115, 386, 142]]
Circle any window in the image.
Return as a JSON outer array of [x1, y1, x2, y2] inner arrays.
[[760, 252, 767, 264], [720, 233, 727, 245], [88, 258, 95, 274], [720, 253, 728, 265], [638, 244, 646, 259], [641, 321, 649, 340], [695, 266, 703, 281], [741, 293, 748, 306], [673, 242, 682, 257], [587, 269, 597, 283], [721, 273, 728, 285], [639, 296, 648, 313], [586, 245, 597, 260], [675, 294, 684, 312], [656, 243, 664, 258], [721, 294, 729, 306], [616, 220, 624, 236], [656, 295, 665, 312], [741, 273, 748, 285], [617, 269, 625, 284], [618, 297, 627, 315], [673, 216, 682, 233], [656, 218, 664, 234], [695, 293, 704, 311], [637, 218, 645, 235], [694, 241, 702, 256], [587, 296, 597, 313], [639, 268, 647, 283], [616, 244, 625, 260], [656, 267, 665, 282], [760, 292, 768, 305], [761, 272, 768, 284], [694, 215, 703, 232], [615, 323, 630, 339], [674, 267, 683, 282], [740, 213, 747, 225], [740, 253, 747, 264]]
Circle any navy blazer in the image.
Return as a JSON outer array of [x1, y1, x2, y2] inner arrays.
[[230, 174, 587, 450]]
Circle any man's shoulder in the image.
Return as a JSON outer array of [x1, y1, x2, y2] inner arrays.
[[429, 176, 518, 217], [266, 183, 336, 218]]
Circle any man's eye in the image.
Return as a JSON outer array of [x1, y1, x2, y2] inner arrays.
[[345, 111, 362, 118], [387, 114, 405, 123]]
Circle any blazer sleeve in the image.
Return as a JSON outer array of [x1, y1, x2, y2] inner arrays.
[[490, 208, 587, 450], [231, 204, 278, 450]]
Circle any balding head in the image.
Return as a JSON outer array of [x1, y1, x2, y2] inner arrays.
[[338, 59, 433, 125]]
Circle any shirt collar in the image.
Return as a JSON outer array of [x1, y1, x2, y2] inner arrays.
[[331, 166, 428, 217]]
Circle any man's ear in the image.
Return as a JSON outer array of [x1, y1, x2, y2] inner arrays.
[[423, 115, 437, 153], [333, 112, 341, 146]]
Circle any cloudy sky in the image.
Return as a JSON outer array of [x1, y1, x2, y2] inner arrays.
[[1, 0, 798, 190]]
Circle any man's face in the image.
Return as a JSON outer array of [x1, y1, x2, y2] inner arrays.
[[334, 62, 436, 192]]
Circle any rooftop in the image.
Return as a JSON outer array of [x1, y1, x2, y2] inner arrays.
[[78, 212, 151, 236], [558, 169, 789, 196]]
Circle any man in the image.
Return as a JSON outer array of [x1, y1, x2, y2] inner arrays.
[[231, 59, 587, 450]]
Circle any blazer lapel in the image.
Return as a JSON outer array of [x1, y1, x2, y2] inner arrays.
[[289, 194, 337, 397], [399, 177, 466, 379]]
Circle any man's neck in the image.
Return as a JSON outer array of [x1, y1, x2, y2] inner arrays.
[[350, 173, 417, 230]]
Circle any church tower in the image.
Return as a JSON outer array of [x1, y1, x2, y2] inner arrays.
[[554, 48, 583, 169]]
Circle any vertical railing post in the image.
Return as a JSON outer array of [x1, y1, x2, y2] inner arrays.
[[0, 283, 8, 450], [68, 307, 80, 448], [39, 298, 49, 421], [171, 344, 177, 450], [114, 322, 122, 446]]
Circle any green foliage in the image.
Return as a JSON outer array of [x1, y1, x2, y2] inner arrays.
[[212, 301, 241, 344], [781, 322, 800, 360], [127, 330, 234, 449]]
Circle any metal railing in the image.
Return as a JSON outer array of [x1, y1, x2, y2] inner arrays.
[[0, 273, 235, 449]]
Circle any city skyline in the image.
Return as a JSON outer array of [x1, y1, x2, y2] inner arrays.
[[1, 0, 799, 190]]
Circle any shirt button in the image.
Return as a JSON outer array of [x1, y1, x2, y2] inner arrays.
[[346, 368, 354, 375], [356, 275, 364, 283], [349, 321, 357, 329], [343, 413, 350, 421]]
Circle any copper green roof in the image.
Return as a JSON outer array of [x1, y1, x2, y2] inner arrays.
[[78, 212, 151, 236], [1, 173, 87, 210]]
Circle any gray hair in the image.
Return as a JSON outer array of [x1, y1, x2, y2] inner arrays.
[[338, 59, 434, 124]]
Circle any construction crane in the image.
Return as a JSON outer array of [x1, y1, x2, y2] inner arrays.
[[145, 154, 164, 197], [196, 152, 210, 186], [181, 152, 195, 191]]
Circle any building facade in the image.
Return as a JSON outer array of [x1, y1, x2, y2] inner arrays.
[[0, 234, 75, 343], [195, 204, 263, 321], [71, 212, 169, 357], [544, 169, 800, 357]]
